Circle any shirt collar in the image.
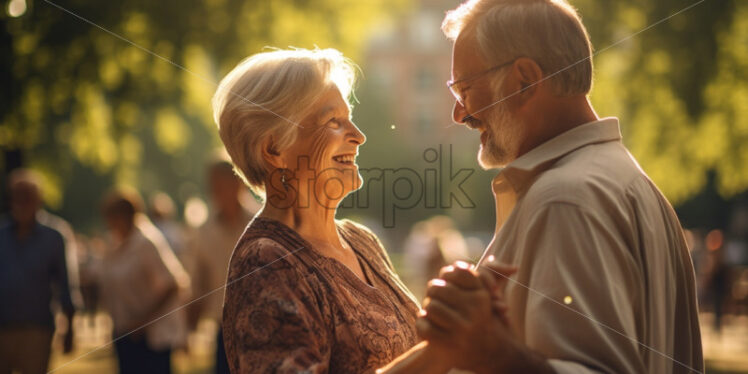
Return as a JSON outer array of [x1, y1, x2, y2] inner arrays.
[[492, 117, 622, 195]]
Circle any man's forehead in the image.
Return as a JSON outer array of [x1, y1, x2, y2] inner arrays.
[[452, 30, 486, 75], [10, 180, 38, 192], [10, 182, 40, 201]]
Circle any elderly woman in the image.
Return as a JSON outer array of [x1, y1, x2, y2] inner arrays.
[[214, 48, 430, 373], [98, 189, 190, 374]]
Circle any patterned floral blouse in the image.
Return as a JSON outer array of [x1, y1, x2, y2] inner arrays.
[[222, 217, 420, 374]]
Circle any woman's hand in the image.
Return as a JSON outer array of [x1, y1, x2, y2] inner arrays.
[[376, 258, 520, 374], [416, 259, 519, 373]]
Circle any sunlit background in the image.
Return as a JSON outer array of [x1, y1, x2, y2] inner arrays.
[[2, 0, 747, 373]]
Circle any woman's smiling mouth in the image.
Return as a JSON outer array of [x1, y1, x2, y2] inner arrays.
[[332, 153, 357, 166]]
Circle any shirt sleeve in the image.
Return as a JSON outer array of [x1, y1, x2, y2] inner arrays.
[[223, 238, 331, 374], [519, 202, 646, 374], [130, 239, 178, 322]]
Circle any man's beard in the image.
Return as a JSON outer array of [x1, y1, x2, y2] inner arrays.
[[477, 99, 525, 169]]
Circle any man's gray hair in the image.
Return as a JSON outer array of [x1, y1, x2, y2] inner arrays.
[[443, 0, 593, 96]]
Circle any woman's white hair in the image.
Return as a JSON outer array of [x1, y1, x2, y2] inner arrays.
[[442, 0, 593, 96], [212, 48, 357, 198]]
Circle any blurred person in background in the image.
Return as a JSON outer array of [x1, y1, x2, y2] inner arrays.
[[37, 207, 83, 312], [0, 169, 76, 374], [184, 155, 256, 374], [98, 188, 191, 374], [725, 204, 748, 316], [687, 228, 709, 302], [704, 229, 729, 333], [149, 191, 187, 260], [726, 203, 748, 265], [403, 216, 469, 299], [73, 233, 102, 328]]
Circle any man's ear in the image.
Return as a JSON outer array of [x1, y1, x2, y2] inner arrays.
[[513, 57, 544, 103], [261, 135, 286, 169]]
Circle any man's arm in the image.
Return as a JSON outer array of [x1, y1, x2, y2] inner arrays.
[[50, 232, 76, 354], [518, 202, 644, 374], [422, 202, 647, 373]]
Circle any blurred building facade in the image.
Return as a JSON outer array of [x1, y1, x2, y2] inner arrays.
[[364, 0, 463, 143]]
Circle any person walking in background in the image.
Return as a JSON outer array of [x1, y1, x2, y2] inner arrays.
[[37, 209, 83, 314], [149, 191, 187, 261], [98, 188, 191, 374], [184, 155, 257, 374], [704, 229, 729, 333], [0, 169, 76, 374]]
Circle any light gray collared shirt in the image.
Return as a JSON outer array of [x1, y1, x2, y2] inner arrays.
[[483, 118, 703, 374]]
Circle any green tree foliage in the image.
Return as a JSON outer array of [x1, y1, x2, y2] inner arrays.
[[1, 0, 746, 231], [577, 0, 748, 204], [1, 0, 407, 227]]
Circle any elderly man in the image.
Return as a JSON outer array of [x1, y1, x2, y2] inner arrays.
[[0, 169, 76, 374], [381, 0, 703, 373]]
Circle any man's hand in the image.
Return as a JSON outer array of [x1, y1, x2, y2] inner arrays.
[[417, 259, 553, 374], [477, 256, 517, 327], [417, 260, 513, 369]]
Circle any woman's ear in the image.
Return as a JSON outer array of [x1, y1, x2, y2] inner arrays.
[[261, 135, 286, 169]]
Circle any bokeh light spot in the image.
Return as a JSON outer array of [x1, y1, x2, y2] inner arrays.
[[7, 0, 26, 17]]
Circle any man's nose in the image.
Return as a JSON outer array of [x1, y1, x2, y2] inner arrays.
[[452, 100, 469, 124]]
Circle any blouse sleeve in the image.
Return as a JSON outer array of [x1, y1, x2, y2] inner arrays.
[[222, 238, 332, 374]]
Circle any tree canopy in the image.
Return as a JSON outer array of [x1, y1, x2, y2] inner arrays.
[[1, 0, 407, 228], [1, 0, 746, 232], [579, 0, 747, 204]]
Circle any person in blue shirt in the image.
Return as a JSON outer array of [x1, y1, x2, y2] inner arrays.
[[0, 169, 76, 374]]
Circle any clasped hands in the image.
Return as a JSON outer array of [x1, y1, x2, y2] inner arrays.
[[417, 256, 519, 373]]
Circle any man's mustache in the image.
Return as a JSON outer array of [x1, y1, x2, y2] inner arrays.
[[464, 115, 482, 129]]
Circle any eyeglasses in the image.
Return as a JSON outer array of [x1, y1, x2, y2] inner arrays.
[[446, 58, 516, 107]]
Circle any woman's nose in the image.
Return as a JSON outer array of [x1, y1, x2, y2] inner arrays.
[[347, 121, 366, 145]]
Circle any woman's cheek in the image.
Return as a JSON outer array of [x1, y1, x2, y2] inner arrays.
[[308, 128, 335, 171]]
